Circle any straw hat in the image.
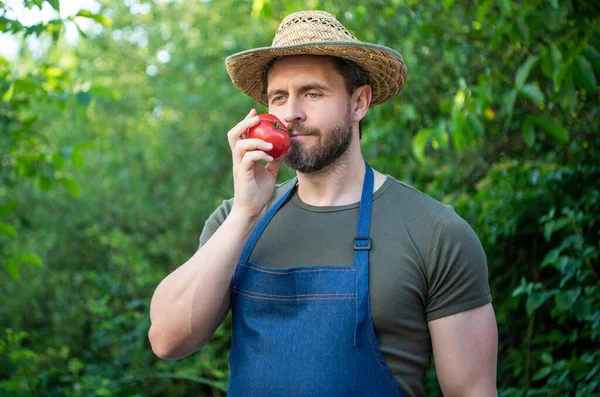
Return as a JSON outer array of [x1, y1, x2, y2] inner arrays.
[[225, 10, 407, 107]]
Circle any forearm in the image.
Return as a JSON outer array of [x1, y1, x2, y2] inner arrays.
[[149, 210, 257, 359]]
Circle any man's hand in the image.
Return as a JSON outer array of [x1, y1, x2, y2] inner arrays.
[[227, 109, 287, 220]]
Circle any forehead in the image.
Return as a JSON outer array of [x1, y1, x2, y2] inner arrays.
[[266, 55, 342, 87]]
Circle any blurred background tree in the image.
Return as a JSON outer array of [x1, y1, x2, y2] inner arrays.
[[1, 0, 598, 396]]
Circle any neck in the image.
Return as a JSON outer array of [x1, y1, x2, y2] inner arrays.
[[295, 140, 379, 206]]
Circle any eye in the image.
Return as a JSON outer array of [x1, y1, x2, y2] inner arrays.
[[307, 93, 320, 99], [271, 95, 285, 104]]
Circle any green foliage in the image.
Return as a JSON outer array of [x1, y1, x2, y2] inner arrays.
[[1, 0, 598, 396]]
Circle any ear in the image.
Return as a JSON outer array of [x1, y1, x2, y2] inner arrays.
[[351, 84, 372, 123]]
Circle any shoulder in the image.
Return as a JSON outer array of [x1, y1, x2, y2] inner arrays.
[[377, 175, 451, 225]]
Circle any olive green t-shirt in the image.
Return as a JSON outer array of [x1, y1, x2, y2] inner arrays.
[[198, 175, 492, 397]]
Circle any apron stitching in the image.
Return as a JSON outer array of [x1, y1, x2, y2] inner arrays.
[[233, 287, 355, 298], [234, 290, 356, 301], [238, 263, 356, 275]]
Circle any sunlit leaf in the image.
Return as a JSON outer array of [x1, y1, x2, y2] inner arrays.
[[15, 253, 43, 267], [4, 259, 20, 278], [45, 67, 63, 77], [71, 149, 85, 170], [0, 223, 18, 237], [2, 83, 14, 101], [412, 128, 432, 163], [76, 10, 112, 26], [58, 177, 81, 197]]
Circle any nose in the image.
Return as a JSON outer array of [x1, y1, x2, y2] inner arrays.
[[283, 97, 306, 125]]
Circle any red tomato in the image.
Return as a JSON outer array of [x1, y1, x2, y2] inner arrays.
[[247, 114, 290, 158]]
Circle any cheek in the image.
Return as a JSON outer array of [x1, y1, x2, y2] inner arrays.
[[267, 108, 287, 127]]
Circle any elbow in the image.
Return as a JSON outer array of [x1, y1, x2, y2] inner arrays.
[[148, 325, 177, 360], [148, 325, 200, 360]]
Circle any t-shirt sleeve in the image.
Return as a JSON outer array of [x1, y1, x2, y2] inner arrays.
[[197, 198, 234, 250], [424, 205, 492, 322]]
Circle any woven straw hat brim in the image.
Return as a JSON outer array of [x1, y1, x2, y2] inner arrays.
[[225, 41, 407, 107]]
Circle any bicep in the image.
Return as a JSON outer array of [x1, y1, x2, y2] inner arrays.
[[428, 303, 498, 397]]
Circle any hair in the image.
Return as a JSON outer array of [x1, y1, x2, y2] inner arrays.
[[263, 55, 369, 138]]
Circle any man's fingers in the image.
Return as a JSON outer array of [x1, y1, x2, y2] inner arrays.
[[228, 113, 260, 151], [239, 150, 273, 171], [233, 139, 273, 164], [244, 108, 257, 120]]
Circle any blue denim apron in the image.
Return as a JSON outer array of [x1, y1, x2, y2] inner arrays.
[[228, 163, 406, 396]]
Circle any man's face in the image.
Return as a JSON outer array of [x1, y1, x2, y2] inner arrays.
[[266, 55, 354, 174]]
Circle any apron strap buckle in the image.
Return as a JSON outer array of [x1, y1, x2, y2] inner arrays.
[[353, 237, 372, 251]]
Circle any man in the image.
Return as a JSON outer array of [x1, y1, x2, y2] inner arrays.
[[149, 10, 498, 397]]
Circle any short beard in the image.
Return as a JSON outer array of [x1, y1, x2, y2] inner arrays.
[[284, 113, 353, 175]]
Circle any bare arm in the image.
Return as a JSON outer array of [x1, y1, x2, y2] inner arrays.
[[148, 109, 287, 359], [429, 303, 498, 397]]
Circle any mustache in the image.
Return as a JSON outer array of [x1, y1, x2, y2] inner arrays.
[[286, 122, 319, 135]]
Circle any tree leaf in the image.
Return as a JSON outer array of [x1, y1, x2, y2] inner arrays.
[[583, 45, 600, 72], [522, 117, 535, 147], [58, 178, 81, 197], [0, 223, 18, 237], [553, 62, 571, 91], [520, 84, 545, 104], [541, 352, 554, 365], [477, 0, 495, 22], [497, 0, 512, 15], [14, 253, 43, 267], [38, 176, 54, 191], [4, 259, 20, 278], [533, 116, 568, 143], [526, 292, 550, 315], [555, 289, 581, 311], [71, 149, 85, 170], [46, 0, 59, 11], [0, 200, 19, 218], [572, 297, 591, 319], [516, 56, 539, 89], [412, 128, 433, 163], [532, 366, 552, 381], [502, 89, 517, 119], [467, 113, 484, 136], [573, 55, 597, 91], [2, 83, 14, 101], [75, 10, 112, 26]]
